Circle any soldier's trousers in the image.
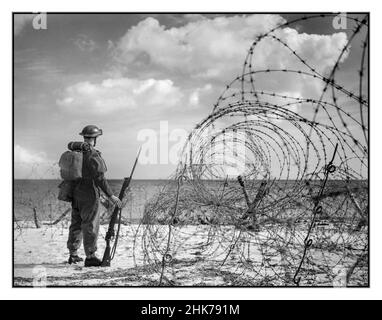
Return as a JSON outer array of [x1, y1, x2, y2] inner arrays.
[[67, 183, 100, 257]]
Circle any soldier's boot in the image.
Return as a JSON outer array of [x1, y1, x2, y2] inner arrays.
[[84, 255, 102, 267], [68, 255, 84, 264]]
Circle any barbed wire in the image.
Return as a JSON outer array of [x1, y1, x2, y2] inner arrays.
[[137, 14, 369, 286]]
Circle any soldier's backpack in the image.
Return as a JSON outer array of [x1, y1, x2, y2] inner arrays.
[[57, 142, 89, 202], [59, 151, 83, 180]]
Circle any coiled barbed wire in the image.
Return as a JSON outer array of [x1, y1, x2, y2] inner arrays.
[[136, 14, 369, 286]]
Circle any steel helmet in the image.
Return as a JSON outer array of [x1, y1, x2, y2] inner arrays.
[[79, 125, 103, 138]]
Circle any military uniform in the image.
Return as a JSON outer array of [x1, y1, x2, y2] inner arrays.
[[67, 148, 114, 258]]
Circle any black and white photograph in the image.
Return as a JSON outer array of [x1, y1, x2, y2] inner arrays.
[[12, 12, 369, 288]]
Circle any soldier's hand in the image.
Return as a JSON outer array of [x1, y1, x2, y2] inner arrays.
[[110, 195, 122, 209]]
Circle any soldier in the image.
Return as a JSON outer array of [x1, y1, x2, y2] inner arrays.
[[67, 125, 122, 267]]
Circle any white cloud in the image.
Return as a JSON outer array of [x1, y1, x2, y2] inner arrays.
[[14, 145, 57, 179], [276, 28, 348, 73], [14, 145, 47, 164], [113, 15, 284, 80], [57, 15, 351, 118], [188, 84, 212, 108], [113, 15, 348, 83], [14, 14, 34, 36], [57, 77, 184, 114]]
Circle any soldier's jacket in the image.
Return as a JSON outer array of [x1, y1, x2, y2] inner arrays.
[[68, 147, 113, 257], [76, 148, 114, 199]]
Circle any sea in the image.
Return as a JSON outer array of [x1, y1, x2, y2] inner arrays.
[[14, 179, 170, 223], [13, 178, 367, 223]]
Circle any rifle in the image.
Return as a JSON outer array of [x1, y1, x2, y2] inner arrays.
[[101, 146, 142, 267]]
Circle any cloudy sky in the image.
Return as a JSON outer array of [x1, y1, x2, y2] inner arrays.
[[14, 13, 368, 179]]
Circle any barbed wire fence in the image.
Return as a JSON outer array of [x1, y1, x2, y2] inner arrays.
[[14, 14, 368, 286], [13, 162, 137, 239], [13, 162, 67, 239], [136, 14, 369, 286]]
